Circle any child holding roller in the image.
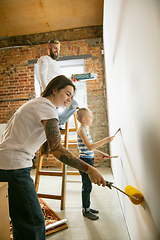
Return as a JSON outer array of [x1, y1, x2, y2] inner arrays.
[[76, 108, 115, 220]]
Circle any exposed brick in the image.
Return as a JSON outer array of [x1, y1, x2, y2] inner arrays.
[[0, 27, 109, 167]]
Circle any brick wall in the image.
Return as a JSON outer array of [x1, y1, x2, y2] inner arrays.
[[0, 26, 104, 48], [0, 26, 110, 167]]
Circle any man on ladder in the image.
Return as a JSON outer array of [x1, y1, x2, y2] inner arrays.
[[37, 39, 79, 127]]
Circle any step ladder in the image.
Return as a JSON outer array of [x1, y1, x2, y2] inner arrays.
[[35, 113, 79, 210]]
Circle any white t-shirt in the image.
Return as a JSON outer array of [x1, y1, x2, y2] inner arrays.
[[0, 97, 58, 170], [37, 55, 62, 92]]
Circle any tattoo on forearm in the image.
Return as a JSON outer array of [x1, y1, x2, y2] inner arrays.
[[45, 118, 61, 151], [59, 147, 89, 172], [45, 119, 88, 172]]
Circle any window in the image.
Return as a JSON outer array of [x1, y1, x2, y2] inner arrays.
[[58, 59, 87, 130], [59, 58, 87, 107]]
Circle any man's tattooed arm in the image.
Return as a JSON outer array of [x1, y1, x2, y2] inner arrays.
[[42, 118, 89, 173]]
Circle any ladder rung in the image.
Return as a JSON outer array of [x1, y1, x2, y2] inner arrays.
[[39, 170, 80, 176], [62, 139, 77, 143], [69, 128, 77, 132], [38, 170, 63, 176], [68, 143, 77, 148], [67, 171, 80, 175], [60, 128, 77, 134], [37, 193, 62, 200], [61, 143, 77, 148]]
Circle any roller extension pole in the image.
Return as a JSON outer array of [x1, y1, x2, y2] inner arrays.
[[105, 181, 138, 201], [111, 185, 138, 201]]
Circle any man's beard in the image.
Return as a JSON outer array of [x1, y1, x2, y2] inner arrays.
[[50, 48, 59, 60]]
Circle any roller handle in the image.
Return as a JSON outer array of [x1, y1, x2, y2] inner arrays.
[[105, 180, 114, 189], [105, 181, 138, 201]]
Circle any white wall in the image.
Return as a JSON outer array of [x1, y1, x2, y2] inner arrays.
[[103, 0, 160, 239]]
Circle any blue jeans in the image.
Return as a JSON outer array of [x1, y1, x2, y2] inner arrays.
[[0, 167, 46, 240], [79, 157, 94, 209], [58, 99, 78, 125]]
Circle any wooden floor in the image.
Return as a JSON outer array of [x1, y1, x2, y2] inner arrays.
[[31, 166, 130, 240]]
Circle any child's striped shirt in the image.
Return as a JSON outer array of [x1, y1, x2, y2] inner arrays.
[[77, 127, 94, 159]]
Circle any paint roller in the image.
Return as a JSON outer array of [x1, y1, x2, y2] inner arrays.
[[71, 73, 98, 81], [105, 181, 144, 205]]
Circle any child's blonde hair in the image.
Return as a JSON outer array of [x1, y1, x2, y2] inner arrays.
[[76, 108, 91, 123]]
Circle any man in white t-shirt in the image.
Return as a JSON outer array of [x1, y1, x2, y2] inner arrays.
[[37, 39, 78, 127]]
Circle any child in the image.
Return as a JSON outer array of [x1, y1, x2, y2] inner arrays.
[[76, 108, 115, 220]]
